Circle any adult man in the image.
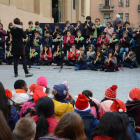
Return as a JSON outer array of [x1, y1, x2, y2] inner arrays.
[[113, 14, 123, 28]]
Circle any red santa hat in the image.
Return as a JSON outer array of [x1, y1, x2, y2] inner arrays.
[[105, 85, 118, 99], [110, 99, 127, 112], [5, 89, 13, 99], [74, 94, 90, 111], [32, 90, 48, 105], [128, 88, 140, 101], [29, 84, 46, 96]]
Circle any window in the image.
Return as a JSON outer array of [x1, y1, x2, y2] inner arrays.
[[104, 13, 110, 26], [126, 0, 129, 7], [119, 0, 124, 7], [105, 0, 110, 6], [73, 0, 75, 10], [125, 13, 129, 21], [118, 13, 123, 20]]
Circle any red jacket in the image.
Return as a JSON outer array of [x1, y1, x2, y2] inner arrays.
[[32, 115, 58, 134], [41, 49, 52, 60], [63, 35, 75, 48], [68, 50, 79, 60], [96, 36, 109, 50]]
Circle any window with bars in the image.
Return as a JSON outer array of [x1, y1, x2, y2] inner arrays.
[[125, 13, 129, 21], [73, 0, 75, 10], [118, 13, 123, 20], [118, 0, 124, 7], [105, 0, 110, 6], [126, 0, 129, 7]]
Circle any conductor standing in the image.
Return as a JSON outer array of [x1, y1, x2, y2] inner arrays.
[[11, 18, 33, 77]]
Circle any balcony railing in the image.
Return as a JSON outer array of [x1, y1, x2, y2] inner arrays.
[[138, 5, 140, 11], [99, 4, 114, 12]]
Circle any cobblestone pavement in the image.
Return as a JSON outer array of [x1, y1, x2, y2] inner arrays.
[[0, 65, 140, 103]]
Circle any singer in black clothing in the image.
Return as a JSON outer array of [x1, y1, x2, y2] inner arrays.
[[11, 18, 33, 77]]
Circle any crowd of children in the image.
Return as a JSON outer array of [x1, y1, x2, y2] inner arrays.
[[0, 16, 139, 72], [1, 77, 140, 140]]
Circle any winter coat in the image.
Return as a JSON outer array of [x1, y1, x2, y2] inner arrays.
[[130, 38, 136, 47], [11, 25, 26, 55], [52, 99, 74, 120], [52, 28, 62, 38], [68, 50, 79, 60], [74, 36, 85, 49], [83, 21, 94, 37], [109, 38, 119, 50], [7, 106, 18, 131], [41, 49, 52, 60], [125, 53, 138, 66], [120, 37, 130, 48], [87, 50, 96, 62], [34, 27, 43, 37], [115, 50, 123, 63], [75, 109, 99, 139], [0, 28, 7, 42], [135, 32, 140, 46], [102, 49, 108, 57], [104, 27, 114, 40], [43, 29, 53, 37], [113, 18, 123, 28], [93, 55, 105, 65], [53, 51, 65, 61], [63, 25, 74, 35], [63, 35, 75, 48], [73, 26, 83, 36], [76, 54, 87, 64], [93, 135, 115, 140], [114, 26, 123, 39], [32, 37, 41, 47], [33, 115, 58, 133], [120, 28, 133, 39], [96, 36, 109, 50], [53, 38, 63, 49], [126, 100, 140, 127], [92, 24, 104, 38], [104, 56, 117, 66], [42, 36, 53, 48], [86, 37, 97, 48]]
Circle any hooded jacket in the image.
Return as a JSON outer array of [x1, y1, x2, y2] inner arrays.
[[52, 99, 74, 120], [96, 36, 109, 49], [41, 49, 52, 61], [63, 35, 75, 48], [68, 49, 79, 60], [104, 56, 117, 66], [87, 45, 96, 61]]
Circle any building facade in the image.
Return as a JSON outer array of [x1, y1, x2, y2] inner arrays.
[[90, 0, 140, 29]]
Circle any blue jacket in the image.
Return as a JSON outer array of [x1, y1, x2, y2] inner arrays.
[[42, 36, 53, 48], [7, 106, 18, 131], [86, 37, 96, 48], [114, 26, 123, 39], [109, 38, 119, 51], [115, 50, 123, 64], [75, 109, 99, 139], [130, 38, 136, 47], [102, 49, 108, 57], [73, 26, 83, 37], [120, 28, 133, 39]]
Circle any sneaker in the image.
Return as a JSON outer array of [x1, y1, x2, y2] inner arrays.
[[129, 66, 133, 69], [33, 63, 37, 66], [104, 69, 107, 72], [25, 72, 33, 77], [15, 74, 18, 77], [75, 67, 79, 71], [114, 69, 116, 72], [97, 69, 101, 71], [86, 67, 89, 70]]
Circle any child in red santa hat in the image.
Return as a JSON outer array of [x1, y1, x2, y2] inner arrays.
[[74, 94, 99, 139], [100, 85, 118, 119]]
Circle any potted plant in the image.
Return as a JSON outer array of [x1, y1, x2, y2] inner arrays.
[[111, 6, 114, 9]]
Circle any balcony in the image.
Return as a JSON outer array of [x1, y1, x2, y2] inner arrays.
[[138, 5, 140, 11], [99, 4, 114, 12]]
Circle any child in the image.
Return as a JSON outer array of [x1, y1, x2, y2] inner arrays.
[[67, 44, 79, 66], [42, 31, 53, 49], [130, 31, 137, 49], [86, 44, 96, 65], [74, 31, 85, 50], [109, 32, 119, 51], [63, 31, 75, 55], [52, 84, 74, 120], [86, 32, 96, 50], [75, 47, 87, 70], [120, 31, 130, 55], [0, 23, 6, 49], [52, 23, 62, 39], [114, 44, 123, 66], [32, 31, 41, 58], [104, 22, 114, 40], [7, 22, 13, 36], [0, 47, 6, 65], [51, 45, 65, 66], [88, 50, 105, 71], [123, 47, 138, 68], [121, 21, 133, 39], [52, 32, 62, 54], [43, 24, 52, 37], [6, 32, 12, 51], [12, 80, 29, 104], [28, 47, 38, 66], [13, 117, 36, 140], [135, 31, 140, 65], [83, 16, 94, 41], [73, 21, 83, 37], [102, 49, 118, 72], [96, 32, 109, 50], [114, 21, 123, 39], [24, 35, 30, 60], [39, 45, 52, 65], [101, 43, 108, 57], [92, 18, 103, 39], [34, 21, 43, 37], [63, 21, 74, 35], [6, 46, 14, 65], [74, 94, 99, 139]]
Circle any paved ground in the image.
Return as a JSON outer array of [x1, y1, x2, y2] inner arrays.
[[0, 65, 140, 103]]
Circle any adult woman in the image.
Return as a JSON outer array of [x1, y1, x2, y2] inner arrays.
[[0, 82, 18, 131], [11, 18, 32, 77], [104, 22, 114, 40], [39, 112, 87, 140], [91, 112, 132, 140]]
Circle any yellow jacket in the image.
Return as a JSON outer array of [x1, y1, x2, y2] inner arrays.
[[52, 99, 74, 120]]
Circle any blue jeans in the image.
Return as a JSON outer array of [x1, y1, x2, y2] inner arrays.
[[123, 61, 137, 68], [88, 63, 102, 70], [52, 59, 65, 66], [102, 65, 118, 71], [35, 46, 40, 58], [86, 61, 92, 66], [120, 47, 129, 55], [75, 63, 87, 70]]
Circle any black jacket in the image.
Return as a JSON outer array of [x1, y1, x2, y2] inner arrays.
[[136, 32, 140, 46], [120, 37, 130, 48], [52, 28, 62, 38], [11, 27, 26, 55], [83, 21, 94, 37]]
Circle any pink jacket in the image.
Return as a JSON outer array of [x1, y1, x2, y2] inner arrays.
[[100, 100, 113, 119], [63, 35, 75, 48], [32, 116, 59, 133], [104, 27, 114, 40], [20, 102, 35, 118]]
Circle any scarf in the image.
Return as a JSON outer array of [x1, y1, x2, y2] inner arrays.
[[93, 24, 102, 38], [13, 24, 22, 29], [15, 89, 26, 93]]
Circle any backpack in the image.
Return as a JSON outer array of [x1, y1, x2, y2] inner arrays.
[[22, 107, 36, 117]]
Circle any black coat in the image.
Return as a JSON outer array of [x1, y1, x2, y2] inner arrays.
[[11, 27, 26, 55], [83, 21, 94, 37]]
